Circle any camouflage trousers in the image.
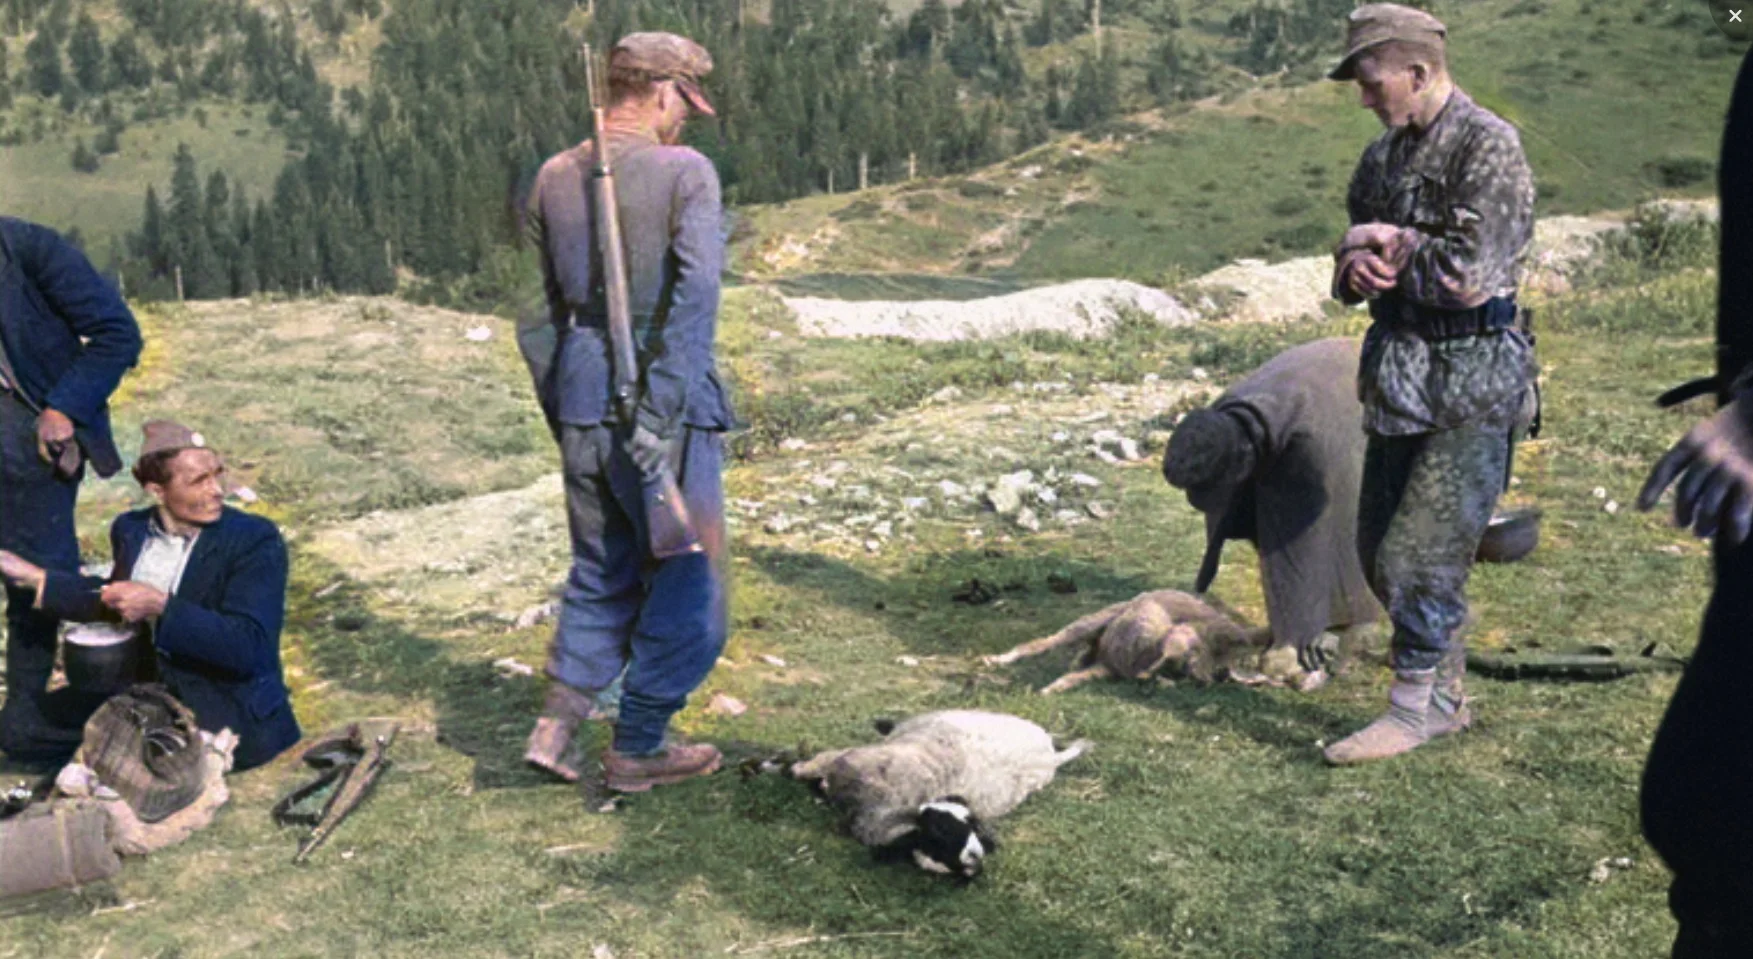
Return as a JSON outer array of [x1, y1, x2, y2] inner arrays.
[[1357, 422, 1512, 672]]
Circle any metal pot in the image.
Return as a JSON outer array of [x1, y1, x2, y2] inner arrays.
[[62, 623, 145, 698], [1476, 508, 1542, 564]]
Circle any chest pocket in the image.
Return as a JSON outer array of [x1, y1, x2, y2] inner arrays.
[[1392, 171, 1447, 233]]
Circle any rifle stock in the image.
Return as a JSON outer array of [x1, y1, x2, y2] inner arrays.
[[583, 45, 703, 560]]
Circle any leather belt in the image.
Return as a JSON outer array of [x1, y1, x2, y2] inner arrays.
[[1370, 295, 1519, 341]]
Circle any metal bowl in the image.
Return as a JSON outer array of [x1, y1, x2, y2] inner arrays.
[[1476, 508, 1542, 564]]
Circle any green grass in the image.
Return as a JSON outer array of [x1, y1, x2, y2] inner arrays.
[[0, 100, 293, 260], [736, 0, 1742, 283], [0, 230, 1727, 956]]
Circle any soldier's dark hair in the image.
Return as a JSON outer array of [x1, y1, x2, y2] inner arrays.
[[132, 449, 183, 487], [608, 66, 664, 106], [1365, 39, 1447, 77]]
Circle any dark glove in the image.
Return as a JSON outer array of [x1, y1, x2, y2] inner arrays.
[[628, 425, 671, 480], [1637, 398, 1753, 545]]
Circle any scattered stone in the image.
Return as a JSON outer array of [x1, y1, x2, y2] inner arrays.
[[760, 654, 789, 668], [938, 479, 968, 498], [1191, 367, 1210, 381], [810, 475, 838, 490], [1604, 500, 1620, 515], [492, 657, 534, 678], [1069, 473, 1102, 488], [767, 329, 784, 340], [1015, 507, 1041, 532], [1033, 486, 1059, 506], [929, 385, 964, 404], [1054, 509, 1085, 526], [901, 497, 930, 513], [513, 600, 559, 630], [986, 471, 1034, 516], [1592, 486, 1608, 499], [1093, 448, 1122, 465], [871, 521, 893, 539], [706, 693, 748, 717], [780, 438, 809, 451], [232, 485, 260, 504], [897, 656, 920, 667], [988, 404, 1015, 417], [1051, 431, 1071, 443], [840, 413, 858, 424], [1589, 856, 1635, 884], [465, 326, 493, 342], [1143, 373, 1160, 384], [1118, 438, 1142, 462], [1087, 502, 1113, 520], [764, 514, 797, 534]]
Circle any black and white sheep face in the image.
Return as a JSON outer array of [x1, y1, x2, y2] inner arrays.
[[906, 799, 996, 880]]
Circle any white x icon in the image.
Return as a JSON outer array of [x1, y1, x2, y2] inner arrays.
[[1733, 8, 1745, 22]]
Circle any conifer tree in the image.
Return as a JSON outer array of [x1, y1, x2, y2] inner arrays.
[[68, 12, 105, 93], [25, 27, 64, 97]]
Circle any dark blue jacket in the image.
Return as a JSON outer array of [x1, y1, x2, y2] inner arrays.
[[0, 217, 143, 478], [40, 507, 301, 771]]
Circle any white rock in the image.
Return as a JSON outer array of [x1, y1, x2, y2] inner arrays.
[[810, 475, 838, 490], [1070, 473, 1102, 488], [1033, 486, 1059, 506], [1093, 448, 1121, 465], [1087, 501, 1113, 520], [929, 385, 964, 404], [465, 326, 493, 342], [766, 329, 784, 340], [1055, 509, 1085, 526], [1143, 373, 1160, 384], [938, 480, 968, 498], [897, 656, 920, 667], [1604, 500, 1620, 515], [1051, 431, 1071, 443], [988, 404, 1015, 416], [781, 438, 809, 451], [901, 497, 931, 513], [764, 514, 796, 534], [706, 693, 748, 717], [1118, 438, 1142, 462], [492, 657, 535, 678], [1191, 367, 1210, 381], [871, 521, 893, 539], [840, 413, 858, 424], [231, 485, 259, 504], [513, 601, 559, 630], [1015, 507, 1041, 532], [1592, 486, 1608, 499], [865, 540, 882, 553], [760, 654, 789, 668]]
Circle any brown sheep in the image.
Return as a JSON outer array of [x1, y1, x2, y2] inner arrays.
[[981, 590, 1335, 693]]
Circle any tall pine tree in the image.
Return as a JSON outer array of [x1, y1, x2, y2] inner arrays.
[[68, 12, 105, 94]]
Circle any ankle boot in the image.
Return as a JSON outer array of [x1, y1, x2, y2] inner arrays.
[[524, 684, 596, 782], [1427, 645, 1471, 738], [1323, 668, 1436, 766]]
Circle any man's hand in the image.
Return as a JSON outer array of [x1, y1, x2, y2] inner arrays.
[[0, 550, 46, 591], [1637, 398, 1753, 545], [100, 582, 169, 623], [1340, 223, 1403, 254], [1338, 248, 1400, 299], [1297, 634, 1333, 674], [628, 425, 670, 480], [36, 408, 74, 465]]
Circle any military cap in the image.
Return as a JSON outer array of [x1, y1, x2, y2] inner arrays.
[[1328, 3, 1447, 81], [139, 419, 207, 458], [77, 684, 206, 824], [611, 32, 716, 117]]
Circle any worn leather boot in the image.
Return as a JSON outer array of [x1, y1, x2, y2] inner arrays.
[[524, 684, 598, 782], [1323, 668, 1436, 766], [1426, 645, 1472, 738], [603, 742, 723, 793]]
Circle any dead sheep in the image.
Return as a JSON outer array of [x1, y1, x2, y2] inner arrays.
[[982, 589, 1315, 693], [791, 710, 1090, 880]]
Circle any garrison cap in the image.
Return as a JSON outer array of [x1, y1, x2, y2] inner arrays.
[[1163, 408, 1252, 492], [1328, 3, 1447, 81], [611, 32, 716, 117], [138, 419, 207, 459]]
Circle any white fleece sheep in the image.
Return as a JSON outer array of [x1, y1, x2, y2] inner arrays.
[[791, 710, 1090, 849]]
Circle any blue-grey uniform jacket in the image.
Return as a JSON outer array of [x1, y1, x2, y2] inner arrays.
[[521, 129, 735, 439]]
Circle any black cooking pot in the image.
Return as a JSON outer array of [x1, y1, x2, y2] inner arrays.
[[62, 623, 146, 697], [1476, 508, 1542, 564]]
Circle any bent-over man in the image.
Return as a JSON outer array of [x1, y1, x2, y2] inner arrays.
[[520, 32, 734, 792], [1322, 4, 1538, 765], [0, 421, 299, 771]]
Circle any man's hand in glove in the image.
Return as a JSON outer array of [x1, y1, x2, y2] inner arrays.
[[1638, 398, 1753, 545], [628, 425, 671, 480]]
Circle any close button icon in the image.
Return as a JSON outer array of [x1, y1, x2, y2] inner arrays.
[[1711, 0, 1753, 39]]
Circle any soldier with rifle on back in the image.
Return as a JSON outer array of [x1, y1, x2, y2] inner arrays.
[[520, 32, 735, 792]]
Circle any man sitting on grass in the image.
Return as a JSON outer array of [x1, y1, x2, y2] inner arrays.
[[0, 420, 300, 771]]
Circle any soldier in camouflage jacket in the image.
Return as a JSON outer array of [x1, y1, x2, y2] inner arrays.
[[1320, 4, 1538, 766]]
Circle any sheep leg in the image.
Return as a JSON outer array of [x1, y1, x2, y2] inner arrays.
[[983, 602, 1128, 666], [1039, 664, 1114, 694]]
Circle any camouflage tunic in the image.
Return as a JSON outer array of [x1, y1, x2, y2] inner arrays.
[[1341, 89, 1538, 437]]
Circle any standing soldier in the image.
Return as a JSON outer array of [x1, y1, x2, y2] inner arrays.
[[0, 218, 143, 765], [1637, 46, 1753, 958], [519, 33, 735, 792], [1320, 5, 1538, 765]]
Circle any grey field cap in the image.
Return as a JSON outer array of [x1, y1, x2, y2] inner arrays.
[[610, 32, 716, 116], [1328, 3, 1447, 81]]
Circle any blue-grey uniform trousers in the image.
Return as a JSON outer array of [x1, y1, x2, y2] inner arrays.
[[1357, 421, 1512, 672], [546, 422, 728, 755], [0, 389, 86, 762]]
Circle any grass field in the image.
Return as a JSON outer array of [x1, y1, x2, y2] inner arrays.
[[0, 215, 1727, 956]]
